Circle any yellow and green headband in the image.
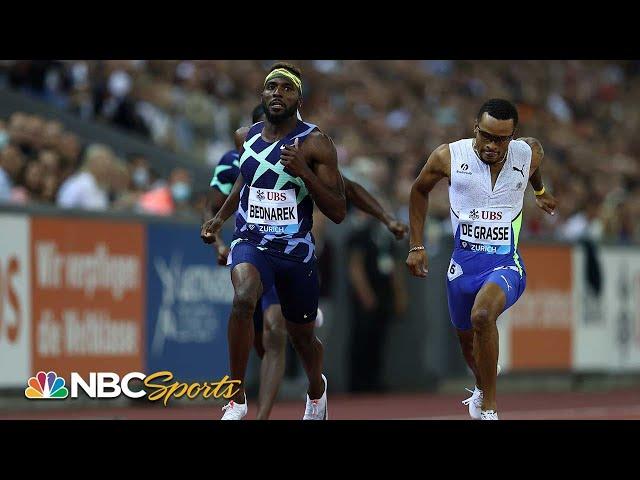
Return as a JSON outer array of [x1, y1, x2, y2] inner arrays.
[[264, 68, 303, 95]]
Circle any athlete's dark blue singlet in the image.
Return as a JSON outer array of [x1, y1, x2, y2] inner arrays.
[[232, 120, 318, 263], [227, 120, 321, 324]]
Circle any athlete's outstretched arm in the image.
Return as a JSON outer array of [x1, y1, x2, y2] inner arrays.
[[200, 127, 250, 244], [214, 173, 244, 225], [202, 188, 232, 263], [406, 144, 450, 278], [279, 132, 346, 224], [344, 177, 408, 240], [200, 173, 244, 244], [203, 189, 227, 223], [518, 137, 557, 215], [201, 126, 251, 252]]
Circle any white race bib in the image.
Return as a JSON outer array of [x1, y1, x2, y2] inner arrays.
[[447, 258, 463, 281], [458, 207, 512, 254], [247, 187, 298, 226]]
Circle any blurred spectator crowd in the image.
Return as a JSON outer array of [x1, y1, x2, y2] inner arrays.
[[2, 59, 640, 243], [0, 110, 202, 217]]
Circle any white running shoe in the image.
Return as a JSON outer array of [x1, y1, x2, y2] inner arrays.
[[462, 386, 483, 420], [303, 374, 328, 420], [480, 409, 499, 420], [461, 364, 502, 420], [221, 393, 247, 420]]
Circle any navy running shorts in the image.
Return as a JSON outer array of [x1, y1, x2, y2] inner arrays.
[[230, 240, 318, 324]]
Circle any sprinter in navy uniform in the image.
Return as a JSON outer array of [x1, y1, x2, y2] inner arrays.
[[202, 63, 345, 420]]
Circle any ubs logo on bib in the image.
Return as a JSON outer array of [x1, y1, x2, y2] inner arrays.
[[469, 209, 480, 221], [256, 190, 288, 202], [481, 211, 503, 220], [267, 191, 288, 201]]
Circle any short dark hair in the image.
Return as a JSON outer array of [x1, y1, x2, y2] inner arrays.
[[269, 62, 302, 81], [477, 99, 518, 127], [252, 104, 265, 123]]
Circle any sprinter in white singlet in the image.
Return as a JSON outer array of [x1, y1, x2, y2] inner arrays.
[[406, 99, 557, 420]]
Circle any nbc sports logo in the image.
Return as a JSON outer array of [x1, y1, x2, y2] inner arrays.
[[25, 371, 69, 399], [22, 370, 241, 405]]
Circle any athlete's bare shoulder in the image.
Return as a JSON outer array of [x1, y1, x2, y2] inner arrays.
[[234, 126, 252, 151], [516, 137, 544, 158], [305, 129, 334, 149], [302, 129, 336, 162], [413, 143, 451, 193], [429, 143, 452, 179]]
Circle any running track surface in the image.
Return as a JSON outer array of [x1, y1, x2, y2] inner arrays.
[[3, 388, 640, 420]]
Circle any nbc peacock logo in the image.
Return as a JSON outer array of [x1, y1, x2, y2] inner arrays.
[[25, 371, 69, 399]]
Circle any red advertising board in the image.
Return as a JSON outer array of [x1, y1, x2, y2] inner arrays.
[[30, 218, 145, 377]]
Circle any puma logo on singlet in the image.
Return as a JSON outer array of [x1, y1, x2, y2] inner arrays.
[[512, 165, 525, 178]]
